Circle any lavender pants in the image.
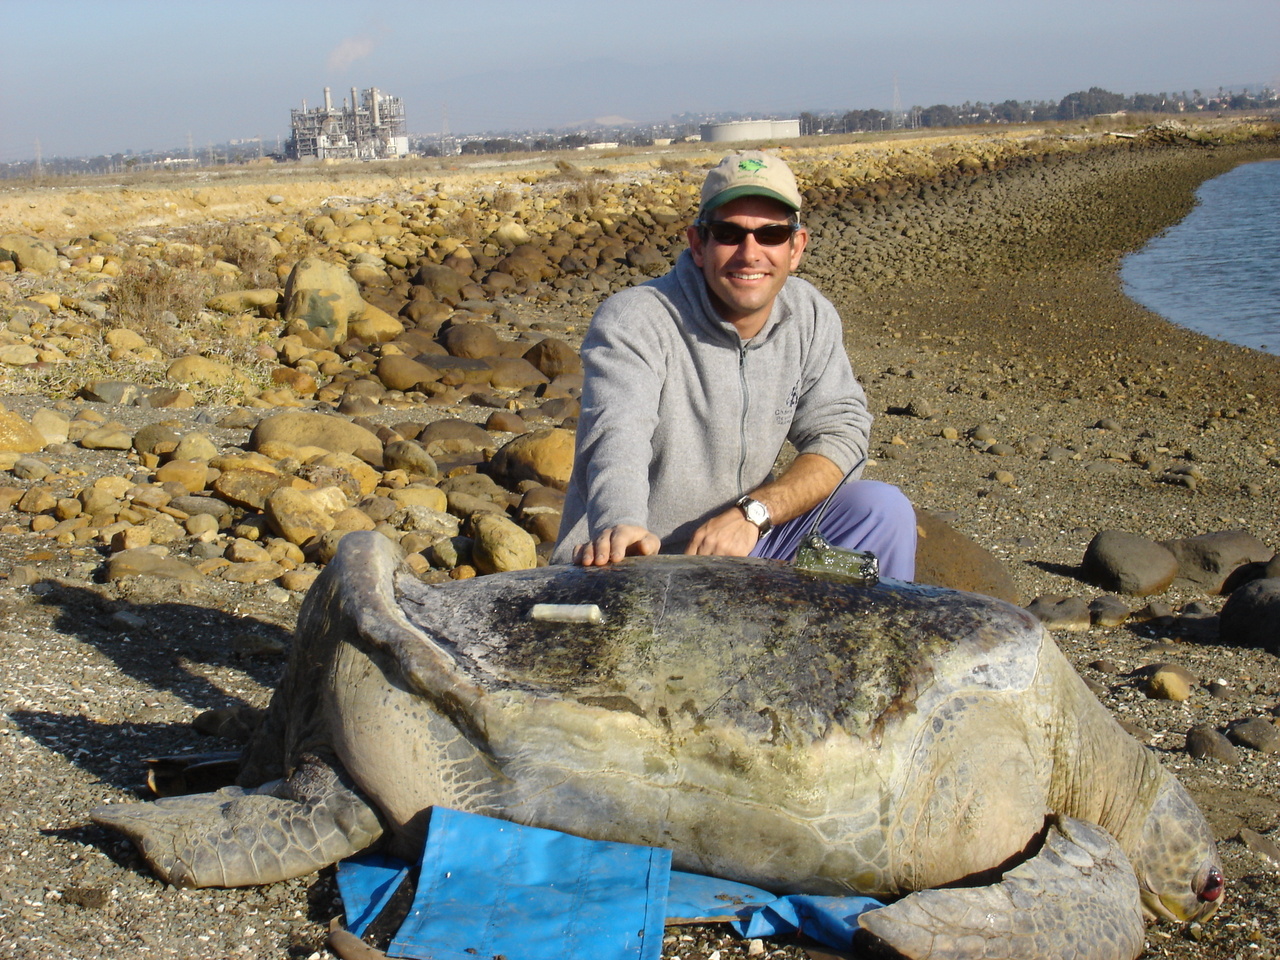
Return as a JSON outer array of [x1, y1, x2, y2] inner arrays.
[[748, 480, 917, 581]]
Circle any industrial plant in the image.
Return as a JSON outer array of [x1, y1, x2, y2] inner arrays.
[[288, 86, 408, 161]]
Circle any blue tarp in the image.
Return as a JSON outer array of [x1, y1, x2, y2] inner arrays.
[[336, 807, 885, 959]]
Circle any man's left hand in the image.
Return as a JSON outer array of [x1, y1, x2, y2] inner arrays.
[[684, 508, 760, 558]]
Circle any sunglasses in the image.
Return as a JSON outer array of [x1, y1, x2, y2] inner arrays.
[[696, 220, 800, 246]]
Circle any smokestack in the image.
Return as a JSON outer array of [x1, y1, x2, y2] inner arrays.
[[324, 86, 332, 112], [351, 87, 358, 116], [371, 88, 380, 126]]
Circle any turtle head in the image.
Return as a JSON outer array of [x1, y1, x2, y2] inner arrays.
[[1132, 776, 1224, 923]]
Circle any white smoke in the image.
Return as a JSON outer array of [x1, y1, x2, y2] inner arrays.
[[327, 36, 376, 73]]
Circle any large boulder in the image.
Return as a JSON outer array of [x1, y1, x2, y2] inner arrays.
[[912, 509, 1019, 604], [1081, 531, 1179, 596], [1219, 578, 1280, 652], [282, 258, 364, 346], [250, 412, 382, 461], [1160, 530, 1274, 594], [489, 428, 575, 491], [0, 234, 60, 273]]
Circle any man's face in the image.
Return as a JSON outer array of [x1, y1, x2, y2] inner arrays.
[[687, 195, 808, 338]]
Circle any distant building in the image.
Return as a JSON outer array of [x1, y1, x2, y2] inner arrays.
[[699, 119, 801, 143], [288, 87, 408, 161]]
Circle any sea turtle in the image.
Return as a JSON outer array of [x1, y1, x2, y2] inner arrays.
[[93, 531, 1223, 959]]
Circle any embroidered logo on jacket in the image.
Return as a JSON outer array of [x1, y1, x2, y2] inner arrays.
[[774, 382, 800, 424]]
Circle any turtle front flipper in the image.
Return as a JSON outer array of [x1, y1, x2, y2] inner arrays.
[[92, 752, 384, 888], [856, 817, 1145, 960]]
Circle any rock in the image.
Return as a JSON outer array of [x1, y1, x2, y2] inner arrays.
[[1081, 531, 1179, 596], [1239, 828, 1280, 866], [212, 469, 284, 510], [488, 357, 548, 391], [1089, 595, 1130, 627], [1226, 717, 1280, 754], [78, 381, 150, 405], [1135, 663, 1196, 701], [911, 509, 1019, 603], [522, 337, 581, 380], [0, 234, 60, 273], [1185, 725, 1238, 764], [0, 405, 45, 453], [222, 561, 287, 585], [250, 412, 381, 461], [1160, 530, 1274, 593], [412, 263, 469, 304], [282, 258, 364, 346], [470, 513, 538, 574], [625, 244, 668, 272], [0, 345, 39, 365], [382, 440, 438, 479], [168, 355, 236, 387], [79, 427, 134, 451], [376, 355, 442, 392], [206, 289, 279, 314], [418, 419, 495, 450], [11, 456, 51, 481], [105, 549, 202, 582], [485, 410, 527, 434], [1218, 578, 1280, 652], [1025, 595, 1091, 631], [441, 322, 500, 359], [394, 505, 461, 540], [264, 487, 339, 545], [29, 408, 70, 445], [154, 459, 209, 494], [388, 487, 448, 513], [173, 433, 219, 462], [348, 303, 404, 343], [489, 428, 575, 491]]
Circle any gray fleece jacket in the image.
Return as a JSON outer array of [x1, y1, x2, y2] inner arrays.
[[552, 249, 871, 563]]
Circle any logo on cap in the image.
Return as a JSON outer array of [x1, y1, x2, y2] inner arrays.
[[738, 158, 766, 173]]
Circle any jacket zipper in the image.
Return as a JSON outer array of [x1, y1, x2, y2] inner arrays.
[[737, 341, 750, 493]]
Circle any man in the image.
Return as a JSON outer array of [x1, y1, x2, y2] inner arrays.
[[552, 150, 916, 578]]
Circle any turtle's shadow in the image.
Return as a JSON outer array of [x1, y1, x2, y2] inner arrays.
[[19, 579, 291, 783], [9, 709, 220, 792], [41, 579, 289, 705]]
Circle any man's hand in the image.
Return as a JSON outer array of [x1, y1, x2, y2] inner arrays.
[[573, 525, 661, 566], [684, 508, 760, 558]]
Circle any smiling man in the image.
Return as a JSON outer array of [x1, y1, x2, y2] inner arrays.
[[553, 150, 916, 577]]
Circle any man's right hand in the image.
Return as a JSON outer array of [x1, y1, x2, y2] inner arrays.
[[573, 525, 661, 566]]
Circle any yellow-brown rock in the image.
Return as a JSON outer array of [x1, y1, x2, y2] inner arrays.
[[0, 404, 45, 453]]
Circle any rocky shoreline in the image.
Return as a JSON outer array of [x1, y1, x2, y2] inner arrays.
[[0, 120, 1278, 959]]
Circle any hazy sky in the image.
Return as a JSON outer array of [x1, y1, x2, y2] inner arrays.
[[3, 0, 1277, 161]]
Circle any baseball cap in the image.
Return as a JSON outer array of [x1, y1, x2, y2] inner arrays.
[[699, 151, 803, 216]]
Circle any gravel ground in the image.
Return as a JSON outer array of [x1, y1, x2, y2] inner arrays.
[[1, 131, 1279, 960]]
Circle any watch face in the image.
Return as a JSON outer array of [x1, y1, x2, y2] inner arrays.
[[740, 498, 769, 528]]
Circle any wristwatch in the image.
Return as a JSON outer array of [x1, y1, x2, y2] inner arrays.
[[735, 495, 772, 535]]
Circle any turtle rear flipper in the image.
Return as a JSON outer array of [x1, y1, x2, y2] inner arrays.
[[92, 752, 383, 888], [856, 817, 1145, 960]]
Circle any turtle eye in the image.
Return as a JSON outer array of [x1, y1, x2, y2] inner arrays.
[[1199, 868, 1224, 902]]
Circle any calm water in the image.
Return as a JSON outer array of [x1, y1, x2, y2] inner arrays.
[[1121, 158, 1280, 356]]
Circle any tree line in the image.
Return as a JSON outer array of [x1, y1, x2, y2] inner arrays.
[[800, 85, 1277, 134]]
